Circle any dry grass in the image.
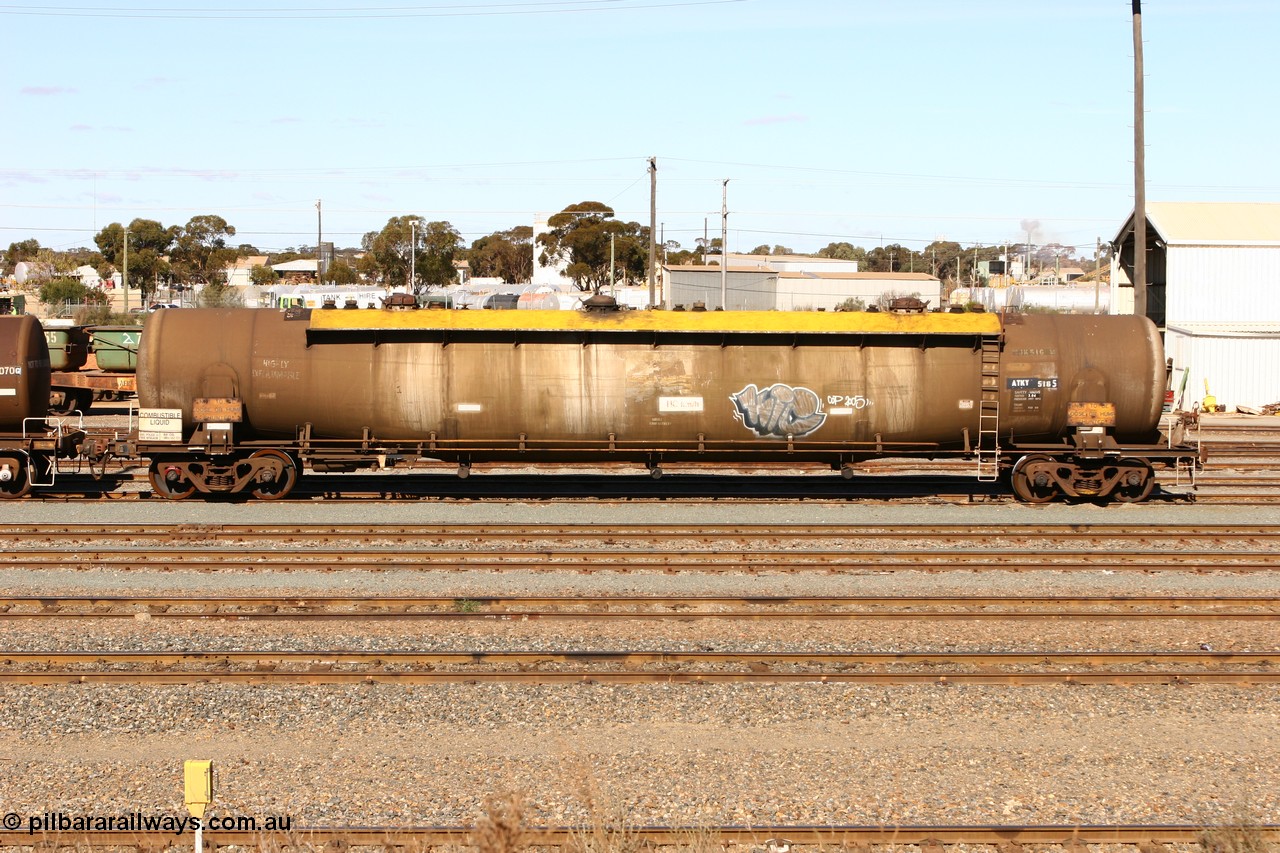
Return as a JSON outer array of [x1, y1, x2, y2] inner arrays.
[[1197, 800, 1278, 853], [559, 768, 643, 853], [1200, 819, 1278, 853], [470, 792, 533, 853]]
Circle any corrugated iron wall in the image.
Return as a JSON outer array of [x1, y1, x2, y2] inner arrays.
[[1165, 245, 1280, 324], [667, 269, 775, 310], [1167, 326, 1280, 410]]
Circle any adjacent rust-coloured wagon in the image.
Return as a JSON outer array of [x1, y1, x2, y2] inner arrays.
[[45, 324, 140, 414], [0, 315, 84, 497]]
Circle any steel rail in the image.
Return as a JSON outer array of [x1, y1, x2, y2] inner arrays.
[[2, 823, 1277, 849], [7, 522, 1280, 542], [2, 649, 1275, 665], [3, 671, 1276, 685], [27, 489, 1280, 505], [2, 594, 1278, 621], [2, 549, 1276, 572]]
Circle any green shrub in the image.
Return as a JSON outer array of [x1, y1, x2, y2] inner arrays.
[[39, 278, 108, 307]]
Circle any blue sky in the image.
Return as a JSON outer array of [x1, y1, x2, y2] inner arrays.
[[3, 0, 1278, 259]]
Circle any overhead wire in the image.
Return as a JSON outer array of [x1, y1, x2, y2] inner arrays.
[[0, 0, 746, 19]]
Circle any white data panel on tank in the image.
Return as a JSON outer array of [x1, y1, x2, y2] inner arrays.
[[658, 396, 704, 413], [138, 409, 184, 442]]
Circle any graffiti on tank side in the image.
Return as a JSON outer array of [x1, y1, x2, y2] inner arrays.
[[827, 394, 872, 410], [731, 383, 827, 438]]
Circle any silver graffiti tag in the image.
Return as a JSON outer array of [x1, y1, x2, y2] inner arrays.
[[730, 383, 827, 438]]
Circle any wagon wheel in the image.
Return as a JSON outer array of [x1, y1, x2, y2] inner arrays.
[[1010, 455, 1059, 504], [50, 388, 93, 415], [0, 454, 32, 499], [248, 449, 299, 501], [149, 460, 197, 500], [1111, 457, 1155, 503], [49, 390, 76, 416]]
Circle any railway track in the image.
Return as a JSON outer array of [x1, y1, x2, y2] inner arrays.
[[5, 522, 1278, 572], [3, 547, 1277, 572], [8, 521, 1280, 545], [3, 594, 1278, 620], [2, 649, 1277, 684], [3, 823, 1276, 851]]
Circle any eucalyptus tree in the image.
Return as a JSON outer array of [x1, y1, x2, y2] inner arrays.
[[363, 216, 461, 293], [94, 219, 177, 301], [468, 226, 533, 284], [170, 215, 238, 286], [537, 201, 648, 291]]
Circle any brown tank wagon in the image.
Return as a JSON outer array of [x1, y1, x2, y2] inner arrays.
[[0, 315, 51, 431], [132, 303, 1196, 502], [0, 316, 87, 498]]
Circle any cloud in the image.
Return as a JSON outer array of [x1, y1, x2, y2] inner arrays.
[[134, 76, 175, 91], [0, 170, 49, 187], [339, 117, 385, 130], [744, 113, 807, 126], [70, 124, 93, 132], [270, 116, 304, 124], [21, 86, 77, 96]]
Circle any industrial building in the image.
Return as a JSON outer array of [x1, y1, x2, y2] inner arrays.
[[1112, 201, 1280, 411], [663, 265, 941, 312]]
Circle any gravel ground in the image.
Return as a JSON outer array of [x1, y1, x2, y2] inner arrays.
[[0, 684, 1276, 827], [0, 615, 1275, 655], [2, 500, 1279, 831], [5, 567, 1280, 598]]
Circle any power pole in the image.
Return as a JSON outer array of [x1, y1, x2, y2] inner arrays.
[[720, 179, 729, 310], [647, 157, 657, 308], [123, 227, 129, 313], [1132, 0, 1148, 318], [1026, 227, 1033, 279], [1095, 237, 1103, 314], [316, 199, 323, 285]]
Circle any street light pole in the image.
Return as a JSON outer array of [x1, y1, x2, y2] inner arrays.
[[123, 227, 129, 314], [720, 179, 729, 310], [647, 156, 657, 308], [410, 219, 417, 294]]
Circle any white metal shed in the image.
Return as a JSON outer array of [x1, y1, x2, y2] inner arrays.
[[1112, 202, 1280, 411], [1165, 322, 1280, 411], [1112, 202, 1280, 327]]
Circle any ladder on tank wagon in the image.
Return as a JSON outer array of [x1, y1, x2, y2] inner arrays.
[[976, 336, 1001, 481]]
